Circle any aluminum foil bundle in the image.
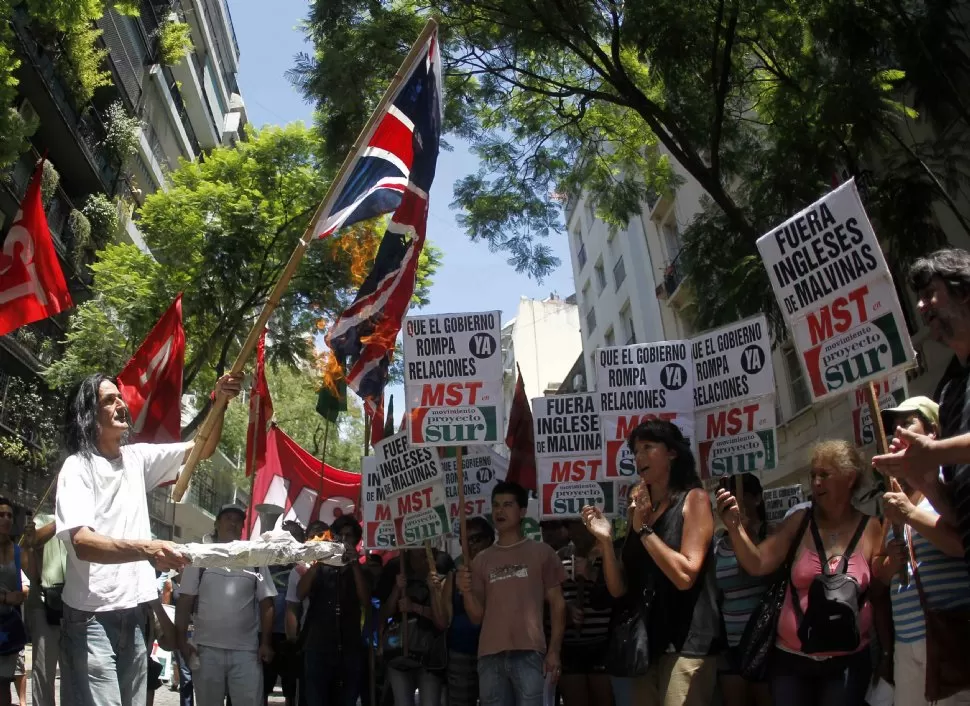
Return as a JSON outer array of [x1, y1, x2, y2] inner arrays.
[[178, 530, 347, 569]]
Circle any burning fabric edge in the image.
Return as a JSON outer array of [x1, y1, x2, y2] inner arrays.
[[177, 531, 348, 569]]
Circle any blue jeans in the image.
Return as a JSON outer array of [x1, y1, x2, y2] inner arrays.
[[60, 604, 148, 706], [769, 649, 871, 706], [174, 651, 194, 706], [478, 651, 544, 706], [303, 648, 362, 706]]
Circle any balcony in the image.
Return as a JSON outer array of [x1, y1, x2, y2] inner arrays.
[[586, 308, 597, 333], [577, 242, 587, 270], [662, 251, 686, 300], [11, 6, 122, 195]]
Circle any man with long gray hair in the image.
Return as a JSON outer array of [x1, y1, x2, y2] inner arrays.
[[55, 372, 241, 706], [874, 248, 970, 567]]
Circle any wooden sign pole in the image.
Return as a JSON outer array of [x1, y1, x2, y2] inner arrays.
[[866, 381, 907, 586]]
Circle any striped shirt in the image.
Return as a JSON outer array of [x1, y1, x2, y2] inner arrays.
[[544, 553, 612, 647], [714, 534, 769, 647], [890, 498, 970, 644]]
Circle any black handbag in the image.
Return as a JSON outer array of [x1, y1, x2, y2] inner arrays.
[[605, 586, 653, 678], [41, 584, 64, 626], [0, 608, 27, 656], [737, 511, 811, 680], [382, 615, 447, 672]]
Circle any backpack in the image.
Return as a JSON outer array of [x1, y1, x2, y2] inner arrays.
[[792, 515, 869, 654]]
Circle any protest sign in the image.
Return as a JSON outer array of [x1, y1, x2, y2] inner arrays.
[[374, 430, 449, 546], [756, 180, 914, 402], [690, 315, 777, 480], [697, 395, 777, 480], [851, 374, 908, 447], [532, 393, 612, 518], [443, 446, 508, 532], [763, 484, 804, 524], [361, 457, 400, 549], [403, 311, 504, 446], [595, 342, 696, 481]]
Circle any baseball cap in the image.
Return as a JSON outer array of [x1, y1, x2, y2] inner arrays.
[[216, 503, 247, 520], [880, 396, 940, 433]]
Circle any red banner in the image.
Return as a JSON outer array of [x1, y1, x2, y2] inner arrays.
[[0, 161, 73, 337], [117, 295, 185, 443]]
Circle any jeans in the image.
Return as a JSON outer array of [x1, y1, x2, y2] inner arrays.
[[387, 665, 443, 706], [303, 648, 362, 706], [173, 651, 194, 706], [769, 648, 871, 706], [194, 645, 263, 706], [262, 634, 299, 705], [610, 677, 633, 706], [477, 651, 544, 706], [60, 604, 148, 706], [26, 604, 70, 706]]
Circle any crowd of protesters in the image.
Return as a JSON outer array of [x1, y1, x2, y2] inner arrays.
[[4, 248, 970, 706]]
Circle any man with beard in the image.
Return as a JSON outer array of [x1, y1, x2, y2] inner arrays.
[[456, 482, 566, 706], [874, 248, 970, 567], [56, 372, 241, 706]]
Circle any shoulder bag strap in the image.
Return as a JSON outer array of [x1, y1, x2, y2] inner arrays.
[[809, 516, 830, 573], [832, 516, 869, 576], [788, 511, 813, 621], [14, 545, 21, 591], [905, 526, 930, 611]]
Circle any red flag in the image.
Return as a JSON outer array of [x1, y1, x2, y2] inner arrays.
[[0, 160, 73, 336], [505, 365, 536, 491], [117, 295, 185, 443], [245, 329, 273, 477], [246, 425, 362, 537], [370, 396, 385, 447]]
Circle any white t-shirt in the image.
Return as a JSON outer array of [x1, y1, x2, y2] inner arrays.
[[55, 442, 187, 612], [285, 564, 310, 628], [179, 565, 276, 650]]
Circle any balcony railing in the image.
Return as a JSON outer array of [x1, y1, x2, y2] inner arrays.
[[12, 6, 123, 194], [663, 251, 685, 298], [2, 150, 82, 258]]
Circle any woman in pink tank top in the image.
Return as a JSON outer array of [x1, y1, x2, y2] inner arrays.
[[716, 440, 882, 706]]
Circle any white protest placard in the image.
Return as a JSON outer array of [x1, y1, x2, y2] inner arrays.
[[373, 430, 449, 546], [403, 311, 504, 447], [361, 457, 400, 549], [442, 446, 508, 533], [595, 342, 696, 483], [756, 180, 914, 402], [763, 484, 804, 524], [691, 315, 778, 480], [851, 373, 909, 447], [532, 393, 613, 519]]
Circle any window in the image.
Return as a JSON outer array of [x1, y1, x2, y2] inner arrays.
[[605, 327, 615, 347], [586, 307, 597, 333], [662, 216, 682, 260], [613, 256, 626, 290], [574, 226, 586, 269], [585, 198, 595, 227], [594, 261, 607, 293], [784, 346, 811, 415], [620, 303, 636, 344]]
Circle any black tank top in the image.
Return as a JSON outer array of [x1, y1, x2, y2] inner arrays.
[[622, 490, 720, 659]]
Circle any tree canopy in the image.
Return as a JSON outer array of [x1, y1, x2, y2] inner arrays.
[[292, 0, 970, 332], [46, 123, 441, 432]]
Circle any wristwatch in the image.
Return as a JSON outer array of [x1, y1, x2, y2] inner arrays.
[[637, 525, 655, 538]]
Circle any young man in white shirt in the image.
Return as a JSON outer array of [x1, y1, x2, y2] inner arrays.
[[55, 372, 241, 706], [175, 504, 276, 706]]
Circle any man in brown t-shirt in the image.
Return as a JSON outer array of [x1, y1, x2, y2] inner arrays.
[[457, 482, 566, 706]]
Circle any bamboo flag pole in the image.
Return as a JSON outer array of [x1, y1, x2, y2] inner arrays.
[[172, 18, 439, 501], [866, 381, 907, 586]]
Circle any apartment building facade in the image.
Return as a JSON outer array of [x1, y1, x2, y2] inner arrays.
[[0, 0, 247, 534]]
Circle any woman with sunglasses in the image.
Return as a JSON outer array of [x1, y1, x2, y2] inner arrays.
[[0, 497, 28, 706], [445, 516, 495, 706], [583, 420, 720, 706]]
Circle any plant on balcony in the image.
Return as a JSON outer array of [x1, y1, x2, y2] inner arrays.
[[158, 18, 193, 66], [40, 160, 59, 207], [103, 100, 140, 166], [68, 208, 92, 264], [82, 192, 119, 248]]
